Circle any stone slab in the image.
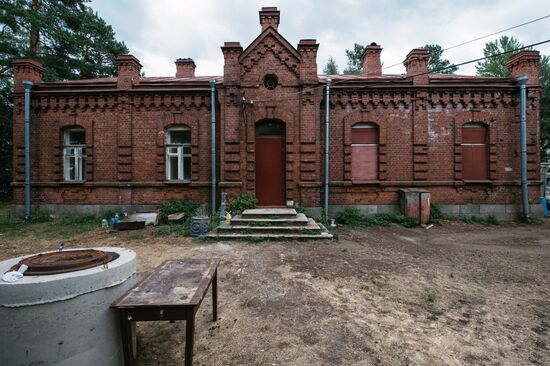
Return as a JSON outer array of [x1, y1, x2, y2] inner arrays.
[[241, 208, 297, 218], [206, 232, 333, 240]]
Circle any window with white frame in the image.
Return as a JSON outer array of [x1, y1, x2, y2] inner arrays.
[[63, 128, 86, 181], [166, 126, 191, 180]]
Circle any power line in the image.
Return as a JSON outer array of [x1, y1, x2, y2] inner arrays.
[[444, 14, 550, 52], [381, 13, 550, 71]]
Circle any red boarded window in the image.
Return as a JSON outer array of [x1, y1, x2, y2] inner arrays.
[[351, 123, 378, 181], [462, 123, 488, 180]]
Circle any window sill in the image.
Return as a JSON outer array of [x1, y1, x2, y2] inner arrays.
[[351, 180, 381, 185], [164, 180, 191, 185], [463, 180, 492, 184], [60, 180, 87, 185]]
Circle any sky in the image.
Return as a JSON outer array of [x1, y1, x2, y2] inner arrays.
[[89, 0, 550, 78]]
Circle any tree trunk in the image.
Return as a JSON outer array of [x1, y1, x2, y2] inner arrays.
[[29, 0, 39, 56]]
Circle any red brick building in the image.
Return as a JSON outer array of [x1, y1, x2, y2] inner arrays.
[[11, 7, 543, 219]]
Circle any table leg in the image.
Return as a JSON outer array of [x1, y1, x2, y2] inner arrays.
[[185, 313, 195, 366], [212, 268, 218, 321], [119, 310, 134, 366]]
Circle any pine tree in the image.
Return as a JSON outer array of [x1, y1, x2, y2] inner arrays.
[[475, 36, 526, 77], [343, 43, 364, 74], [422, 44, 457, 74], [0, 0, 129, 199], [324, 57, 338, 75], [476, 36, 550, 160]]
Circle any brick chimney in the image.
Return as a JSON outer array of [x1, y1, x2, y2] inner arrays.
[[175, 58, 196, 78], [221, 42, 243, 85], [298, 39, 319, 84], [116, 54, 142, 89], [361, 42, 382, 77], [259, 7, 280, 32], [403, 48, 430, 85], [507, 51, 540, 86], [12, 58, 44, 92]]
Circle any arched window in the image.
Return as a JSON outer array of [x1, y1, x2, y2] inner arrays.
[[63, 127, 86, 181], [461, 123, 488, 180], [351, 123, 378, 181], [166, 126, 191, 180]]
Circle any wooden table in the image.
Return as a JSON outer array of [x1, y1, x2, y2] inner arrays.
[[111, 258, 219, 366]]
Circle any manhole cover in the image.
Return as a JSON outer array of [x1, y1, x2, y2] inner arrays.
[[10, 249, 117, 275]]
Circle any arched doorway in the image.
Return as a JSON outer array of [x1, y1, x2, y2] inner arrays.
[[255, 120, 286, 206]]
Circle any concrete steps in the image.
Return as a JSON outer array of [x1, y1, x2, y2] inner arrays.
[[207, 208, 333, 240]]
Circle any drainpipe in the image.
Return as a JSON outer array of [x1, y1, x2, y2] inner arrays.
[[324, 77, 331, 217], [23, 80, 33, 221], [517, 76, 530, 221], [210, 79, 217, 215]]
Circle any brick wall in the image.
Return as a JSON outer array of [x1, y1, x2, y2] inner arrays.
[[11, 8, 542, 214]]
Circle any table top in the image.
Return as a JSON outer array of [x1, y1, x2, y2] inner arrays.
[[112, 258, 219, 309]]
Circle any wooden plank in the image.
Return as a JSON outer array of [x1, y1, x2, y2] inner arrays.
[[112, 259, 220, 308]]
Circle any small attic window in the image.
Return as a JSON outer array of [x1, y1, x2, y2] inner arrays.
[[263, 74, 278, 90]]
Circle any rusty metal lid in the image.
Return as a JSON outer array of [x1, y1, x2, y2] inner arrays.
[[10, 249, 117, 275]]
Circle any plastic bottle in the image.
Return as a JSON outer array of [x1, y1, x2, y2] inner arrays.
[[101, 218, 108, 227]]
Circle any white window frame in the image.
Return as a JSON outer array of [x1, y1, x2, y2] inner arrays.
[[63, 128, 86, 181], [165, 126, 192, 181]]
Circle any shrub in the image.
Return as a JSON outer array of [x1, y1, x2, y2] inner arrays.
[[336, 208, 418, 228], [364, 213, 418, 228], [228, 192, 257, 213], [335, 207, 364, 226], [160, 199, 199, 217], [429, 204, 446, 223], [28, 209, 54, 223], [485, 214, 500, 225]]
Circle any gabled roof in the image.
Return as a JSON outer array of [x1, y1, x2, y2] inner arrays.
[[239, 26, 301, 63]]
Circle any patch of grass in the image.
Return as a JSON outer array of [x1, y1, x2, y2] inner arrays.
[[335, 207, 418, 228], [193, 236, 217, 244], [359, 283, 370, 291], [209, 214, 221, 230], [0, 212, 98, 239], [429, 204, 450, 224], [421, 289, 437, 304], [128, 233, 146, 240], [153, 226, 173, 237], [427, 309, 444, 321], [244, 236, 265, 243], [28, 209, 54, 223], [459, 214, 500, 226], [485, 214, 500, 225], [460, 215, 476, 224]]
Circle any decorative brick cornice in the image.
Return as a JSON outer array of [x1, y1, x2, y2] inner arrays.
[[240, 34, 300, 77], [331, 89, 518, 110], [27, 92, 211, 113]]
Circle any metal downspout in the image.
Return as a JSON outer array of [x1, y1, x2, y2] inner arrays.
[[324, 78, 331, 217], [23, 80, 33, 221], [210, 80, 217, 215], [517, 76, 530, 221]]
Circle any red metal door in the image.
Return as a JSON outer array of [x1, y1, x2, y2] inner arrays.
[[256, 136, 285, 206]]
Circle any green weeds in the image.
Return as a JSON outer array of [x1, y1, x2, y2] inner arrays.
[[335, 207, 418, 228]]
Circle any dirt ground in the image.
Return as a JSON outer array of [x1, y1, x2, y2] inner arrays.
[[1, 219, 549, 366]]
